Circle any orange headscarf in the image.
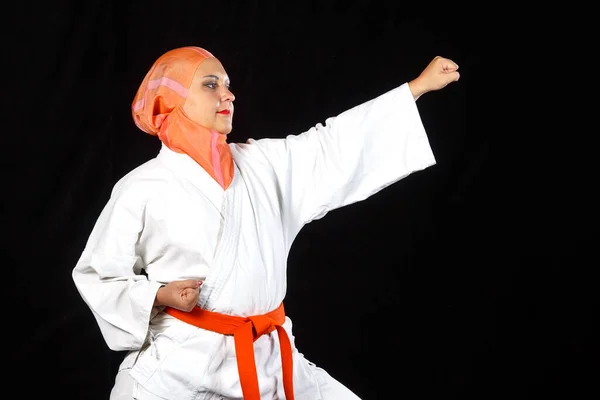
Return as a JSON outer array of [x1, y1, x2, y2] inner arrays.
[[132, 46, 234, 190]]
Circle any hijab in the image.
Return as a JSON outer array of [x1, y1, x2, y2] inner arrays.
[[132, 46, 234, 189]]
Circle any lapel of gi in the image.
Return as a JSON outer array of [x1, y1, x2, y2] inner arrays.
[[197, 160, 242, 309]]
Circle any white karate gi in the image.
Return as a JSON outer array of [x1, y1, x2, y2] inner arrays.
[[72, 83, 436, 399]]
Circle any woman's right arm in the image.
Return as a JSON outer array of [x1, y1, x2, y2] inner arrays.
[[72, 180, 163, 351]]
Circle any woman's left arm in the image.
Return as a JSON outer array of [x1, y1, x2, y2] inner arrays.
[[233, 56, 460, 241]]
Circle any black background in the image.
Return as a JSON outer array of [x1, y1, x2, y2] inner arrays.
[[5, 1, 597, 399]]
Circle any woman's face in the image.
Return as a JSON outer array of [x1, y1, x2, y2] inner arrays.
[[183, 57, 235, 134]]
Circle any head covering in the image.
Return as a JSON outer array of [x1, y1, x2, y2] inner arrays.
[[132, 46, 234, 189]]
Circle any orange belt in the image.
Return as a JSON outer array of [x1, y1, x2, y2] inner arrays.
[[164, 302, 294, 400]]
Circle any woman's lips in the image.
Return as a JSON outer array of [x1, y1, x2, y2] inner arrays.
[[217, 109, 230, 115]]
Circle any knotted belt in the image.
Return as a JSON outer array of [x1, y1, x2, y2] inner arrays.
[[164, 302, 294, 400]]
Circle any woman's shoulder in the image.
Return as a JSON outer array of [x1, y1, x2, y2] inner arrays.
[[230, 136, 289, 160], [110, 158, 176, 202]]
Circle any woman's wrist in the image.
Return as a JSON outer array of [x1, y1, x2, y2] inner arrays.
[[408, 77, 427, 101], [153, 284, 166, 306]]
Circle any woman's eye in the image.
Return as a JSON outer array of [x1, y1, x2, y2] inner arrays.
[[205, 82, 217, 89]]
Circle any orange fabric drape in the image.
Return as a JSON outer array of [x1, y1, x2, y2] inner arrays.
[[131, 46, 233, 189], [164, 303, 294, 400]]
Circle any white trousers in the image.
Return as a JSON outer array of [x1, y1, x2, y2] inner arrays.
[[110, 368, 362, 400]]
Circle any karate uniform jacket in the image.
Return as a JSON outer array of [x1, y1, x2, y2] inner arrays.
[[72, 83, 437, 399]]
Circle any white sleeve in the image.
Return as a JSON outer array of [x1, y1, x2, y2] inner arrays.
[[247, 82, 436, 232], [72, 179, 163, 351]]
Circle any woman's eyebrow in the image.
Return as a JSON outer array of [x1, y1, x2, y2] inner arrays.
[[202, 74, 220, 79], [201, 74, 230, 84]]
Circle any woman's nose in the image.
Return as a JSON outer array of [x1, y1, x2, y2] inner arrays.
[[222, 88, 235, 102]]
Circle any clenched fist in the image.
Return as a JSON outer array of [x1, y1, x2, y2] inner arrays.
[[154, 279, 203, 312], [409, 56, 460, 100]]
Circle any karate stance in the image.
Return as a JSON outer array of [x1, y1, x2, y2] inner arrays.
[[73, 46, 460, 399]]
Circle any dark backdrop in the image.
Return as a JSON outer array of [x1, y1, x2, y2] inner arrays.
[[5, 1, 597, 399]]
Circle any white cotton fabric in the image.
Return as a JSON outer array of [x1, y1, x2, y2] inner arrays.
[[73, 83, 435, 399]]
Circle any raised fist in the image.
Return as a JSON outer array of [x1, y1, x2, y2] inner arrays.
[[409, 56, 460, 99]]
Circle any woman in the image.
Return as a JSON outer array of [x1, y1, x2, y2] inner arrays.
[[73, 46, 459, 400]]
